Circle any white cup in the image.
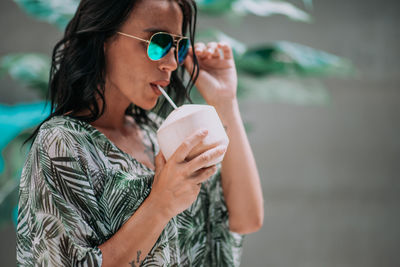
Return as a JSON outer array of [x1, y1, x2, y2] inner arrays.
[[157, 104, 229, 166]]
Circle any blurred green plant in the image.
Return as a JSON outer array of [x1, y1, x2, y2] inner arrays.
[[13, 0, 79, 29], [197, 0, 312, 21], [0, 0, 354, 228], [0, 53, 50, 98], [0, 102, 50, 227]]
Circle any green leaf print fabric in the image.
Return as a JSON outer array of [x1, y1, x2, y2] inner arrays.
[[17, 114, 244, 266]]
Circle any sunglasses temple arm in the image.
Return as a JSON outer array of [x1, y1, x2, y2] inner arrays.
[[116, 32, 150, 44]]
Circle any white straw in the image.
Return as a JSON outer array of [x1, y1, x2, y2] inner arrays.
[[157, 85, 178, 110]]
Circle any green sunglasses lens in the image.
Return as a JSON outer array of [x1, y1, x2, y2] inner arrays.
[[178, 38, 190, 64], [147, 33, 190, 64], [148, 33, 173, 60]]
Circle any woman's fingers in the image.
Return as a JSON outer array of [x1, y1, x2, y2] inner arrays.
[[218, 42, 233, 60], [194, 42, 231, 60], [154, 152, 166, 177], [191, 165, 218, 185], [187, 145, 227, 172], [206, 42, 219, 59], [194, 42, 207, 58], [194, 42, 220, 59], [172, 129, 208, 163]]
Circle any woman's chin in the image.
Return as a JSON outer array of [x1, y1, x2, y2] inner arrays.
[[135, 99, 158, 111]]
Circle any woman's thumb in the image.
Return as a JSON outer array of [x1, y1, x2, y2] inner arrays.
[[155, 151, 166, 175], [183, 47, 195, 74]]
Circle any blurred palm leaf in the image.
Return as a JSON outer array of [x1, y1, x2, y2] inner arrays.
[[0, 102, 50, 173], [198, 29, 355, 77], [231, 0, 311, 22], [0, 132, 31, 229], [0, 53, 51, 98], [197, 0, 311, 22], [237, 41, 355, 77], [13, 0, 79, 29], [0, 102, 50, 228], [196, 0, 234, 14]]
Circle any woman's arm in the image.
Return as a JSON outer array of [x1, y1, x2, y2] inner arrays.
[[98, 194, 169, 267], [216, 99, 264, 235], [99, 130, 227, 266], [184, 42, 264, 235]]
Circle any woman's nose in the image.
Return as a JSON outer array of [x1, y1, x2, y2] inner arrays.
[[159, 47, 178, 72]]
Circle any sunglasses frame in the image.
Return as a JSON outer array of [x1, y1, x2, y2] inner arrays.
[[116, 31, 190, 65]]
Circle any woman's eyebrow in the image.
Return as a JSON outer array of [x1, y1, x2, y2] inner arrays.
[[143, 27, 167, 33], [143, 27, 182, 36]]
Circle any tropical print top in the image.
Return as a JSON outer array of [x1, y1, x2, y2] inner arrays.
[[16, 114, 244, 266]]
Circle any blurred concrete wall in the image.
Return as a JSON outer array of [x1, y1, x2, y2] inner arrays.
[[1, 0, 399, 266]]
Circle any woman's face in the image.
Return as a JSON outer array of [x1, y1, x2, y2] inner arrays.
[[104, 0, 184, 110]]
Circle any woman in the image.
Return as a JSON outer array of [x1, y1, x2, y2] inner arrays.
[[16, 0, 264, 266]]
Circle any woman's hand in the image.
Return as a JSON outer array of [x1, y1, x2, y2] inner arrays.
[[184, 42, 237, 108], [149, 129, 227, 219]]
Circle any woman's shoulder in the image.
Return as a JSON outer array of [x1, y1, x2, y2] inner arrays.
[[40, 115, 89, 130], [34, 115, 95, 150]]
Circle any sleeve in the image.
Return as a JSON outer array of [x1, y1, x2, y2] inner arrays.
[[206, 164, 245, 267], [16, 127, 103, 267]]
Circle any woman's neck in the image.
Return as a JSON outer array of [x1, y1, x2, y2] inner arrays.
[[91, 81, 133, 131]]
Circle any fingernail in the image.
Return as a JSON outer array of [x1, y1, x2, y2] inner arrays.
[[200, 129, 208, 135]]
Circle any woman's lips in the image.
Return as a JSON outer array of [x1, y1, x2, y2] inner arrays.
[[150, 83, 163, 96]]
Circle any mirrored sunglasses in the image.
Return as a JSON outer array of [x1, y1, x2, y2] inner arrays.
[[117, 31, 190, 65]]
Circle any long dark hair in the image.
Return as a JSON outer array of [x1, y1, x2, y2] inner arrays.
[[25, 0, 199, 145]]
